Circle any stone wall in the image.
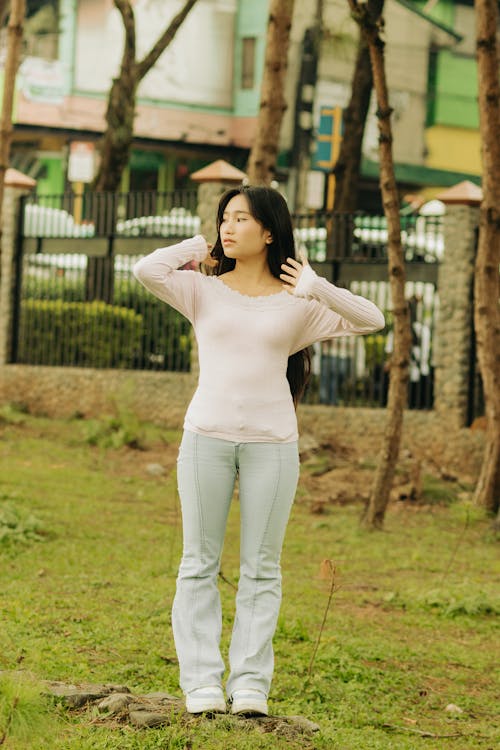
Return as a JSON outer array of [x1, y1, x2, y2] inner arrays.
[[433, 204, 478, 428], [0, 365, 197, 428]]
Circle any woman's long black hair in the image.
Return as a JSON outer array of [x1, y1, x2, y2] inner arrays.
[[211, 185, 311, 407]]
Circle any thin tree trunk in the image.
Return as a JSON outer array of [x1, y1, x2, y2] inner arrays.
[[0, 0, 25, 283], [348, 0, 411, 529], [333, 0, 384, 212], [93, 0, 199, 191], [473, 0, 500, 514], [246, 0, 295, 185], [92, 0, 136, 192]]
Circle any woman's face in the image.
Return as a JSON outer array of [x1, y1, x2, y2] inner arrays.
[[219, 194, 272, 262]]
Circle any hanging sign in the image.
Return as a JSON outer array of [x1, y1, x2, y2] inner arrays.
[[68, 141, 96, 183]]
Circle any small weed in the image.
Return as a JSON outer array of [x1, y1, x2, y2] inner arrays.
[[84, 413, 146, 450], [382, 586, 500, 618], [422, 587, 500, 617], [0, 672, 59, 747], [83, 384, 150, 450], [0, 404, 27, 426], [303, 453, 335, 477], [0, 496, 47, 549], [276, 617, 311, 643], [422, 475, 458, 505]]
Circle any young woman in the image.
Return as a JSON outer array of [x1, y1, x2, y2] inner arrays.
[[133, 186, 384, 717]]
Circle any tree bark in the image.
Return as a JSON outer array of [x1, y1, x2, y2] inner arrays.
[[333, 0, 384, 212], [473, 0, 500, 514], [93, 0, 199, 192], [347, 0, 411, 529], [0, 0, 26, 282], [246, 0, 295, 185], [88, 0, 198, 303]]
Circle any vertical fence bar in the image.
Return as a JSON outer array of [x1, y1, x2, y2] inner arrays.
[[9, 195, 27, 364]]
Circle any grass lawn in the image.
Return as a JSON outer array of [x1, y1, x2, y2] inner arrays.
[[0, 411, 499, 749]]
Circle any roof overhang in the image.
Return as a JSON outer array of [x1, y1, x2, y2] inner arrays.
[[393, 0, 463, 44]]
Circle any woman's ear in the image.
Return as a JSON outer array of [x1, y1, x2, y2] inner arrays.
[[265, 233, 273, 245]]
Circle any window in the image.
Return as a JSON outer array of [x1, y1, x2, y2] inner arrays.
[[241, 37, 256, 90]]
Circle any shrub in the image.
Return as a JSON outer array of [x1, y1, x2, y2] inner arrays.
[[364, 333, 387, 371], [0, 497, 46, 549], [19, 276, 192, 371], [17, 300, 143, 369]]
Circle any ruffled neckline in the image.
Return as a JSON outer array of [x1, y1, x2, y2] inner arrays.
[[207, 275, 294, 306]]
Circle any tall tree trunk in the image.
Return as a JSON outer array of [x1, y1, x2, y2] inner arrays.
[[246, 0, 295, 185], [348, 0, 411, 529], [473, 0, 500, 515], [93, 0, 199, 191], [88, 0, 198, 303], [333, 0, 384, 212], [0, 0, 25, 283]]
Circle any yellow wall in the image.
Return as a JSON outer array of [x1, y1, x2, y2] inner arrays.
[[425, 126, 482, 176]]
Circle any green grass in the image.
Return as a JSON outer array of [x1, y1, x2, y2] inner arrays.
[[0, 413, 499, 749]]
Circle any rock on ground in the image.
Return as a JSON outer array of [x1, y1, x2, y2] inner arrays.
[[43, 680, 321, 739]]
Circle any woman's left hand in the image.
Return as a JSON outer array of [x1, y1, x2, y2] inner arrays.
[[280, 251, 309, 292]]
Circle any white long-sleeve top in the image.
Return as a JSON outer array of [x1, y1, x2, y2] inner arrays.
[[133, 235, 385, 443]]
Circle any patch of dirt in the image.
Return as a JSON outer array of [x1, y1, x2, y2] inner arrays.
[[297, 406, 484, 507], [96, 407, 484, 510], [104, 442, 179, 479], [8, 407, 484, 508]]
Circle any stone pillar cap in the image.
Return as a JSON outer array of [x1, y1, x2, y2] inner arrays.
[[190, 159, 247, 184], [4, 168, 36, 189], [436, 180, 482, 205]]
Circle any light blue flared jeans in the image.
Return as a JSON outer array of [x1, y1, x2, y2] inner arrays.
[[172, 430, 300, 697]]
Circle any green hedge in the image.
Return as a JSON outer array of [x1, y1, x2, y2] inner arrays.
[[21, 276, 192, 371], [17, 300, 143, 369]]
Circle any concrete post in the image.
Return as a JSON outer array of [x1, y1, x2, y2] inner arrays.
[[433, 181, 482, 428], [0, 170, 36, 365]]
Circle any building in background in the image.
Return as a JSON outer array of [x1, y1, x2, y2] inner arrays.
[[2, 0, 485, 208], [286, 0, 483, 210], [421, 0, 481, 188], [7, 0, 269, 195]]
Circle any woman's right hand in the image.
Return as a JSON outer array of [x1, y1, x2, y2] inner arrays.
[[202, 241, 218, 269]]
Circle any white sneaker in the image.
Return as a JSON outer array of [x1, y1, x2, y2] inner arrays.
[[185, 685, 226, 714], [230, 688, 268, 716]]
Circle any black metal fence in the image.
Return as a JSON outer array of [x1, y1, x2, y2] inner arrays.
[[23, 189, 199, 238], [293, 211, 443, 263], [12, 191, 442, 409], [302, 276, 437, 409], [17, 255, 192, 372]]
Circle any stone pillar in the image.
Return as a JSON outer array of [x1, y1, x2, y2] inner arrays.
[[0, 170, 37, 365], [433, 181, 482, 427], [190, 159, 247, 242], [188, 159, 247, 376]]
